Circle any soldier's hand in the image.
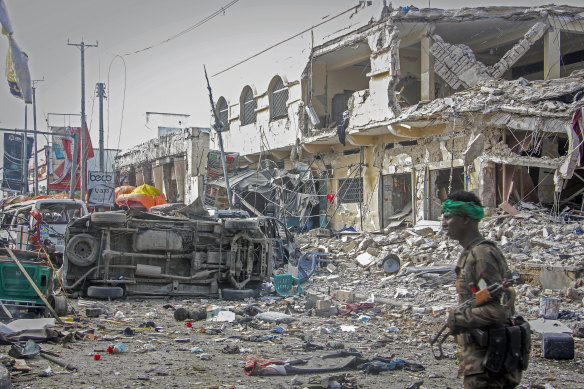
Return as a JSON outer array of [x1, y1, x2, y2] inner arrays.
[[446, 309, 462, 335]]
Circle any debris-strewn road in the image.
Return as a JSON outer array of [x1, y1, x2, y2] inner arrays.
[[2, 207, 583, 388]]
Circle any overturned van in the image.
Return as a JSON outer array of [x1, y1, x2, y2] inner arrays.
[[0, 199, 89, 264], [63, 208, 299, 298]]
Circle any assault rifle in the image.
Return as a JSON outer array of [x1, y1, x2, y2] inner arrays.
[[430, 279, 511, 360]]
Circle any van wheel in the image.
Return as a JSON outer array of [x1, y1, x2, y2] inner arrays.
[[91, 212, 126, 225], [66, 234, 99, 266], [87, 286, 125, 299]]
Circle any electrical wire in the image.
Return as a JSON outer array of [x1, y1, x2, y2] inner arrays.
[[123, 0, 241, 56], [106, 55, 127, 153], [212, 3, 365, 77]]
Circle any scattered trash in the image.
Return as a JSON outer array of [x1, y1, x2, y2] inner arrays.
[[107, 343, 126, 354], [38, 366, 52, 377], [540, 296, 560, 319]]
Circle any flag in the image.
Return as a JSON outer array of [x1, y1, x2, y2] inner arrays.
[[5, 46, 21, 98], [7, 35, 32, 103], [49, 125, 95, 191]]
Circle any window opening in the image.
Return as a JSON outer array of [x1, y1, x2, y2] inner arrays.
[[271, 78, 289, 120], [241, 87, 257, 125], [217, 97, 229, 131], [337, 177, 363, 204]]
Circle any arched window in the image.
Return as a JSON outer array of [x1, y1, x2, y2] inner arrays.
[[241, 86, 257, 126], [217, 97, 229, 131], [270, 77, 288, 120]]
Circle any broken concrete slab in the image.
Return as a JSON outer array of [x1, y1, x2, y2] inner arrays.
[[529, 318, 573, 334]]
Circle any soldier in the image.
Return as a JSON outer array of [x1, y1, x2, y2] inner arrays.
[[441, 190, 522, 389]]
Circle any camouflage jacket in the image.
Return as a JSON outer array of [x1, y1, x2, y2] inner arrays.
[[453, 237, 515, 376]]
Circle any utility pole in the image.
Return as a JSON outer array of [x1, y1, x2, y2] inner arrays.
[[32, 78, 45, 195], [96, 83, 106, 171], [22, 105, 28, 194], [68, 39, 97, 200]]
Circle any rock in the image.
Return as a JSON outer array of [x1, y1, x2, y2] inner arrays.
[[316, 299, 332, 309], [86, 308, 102, 317], [358, 237, 374, 251], [0, 366, 11, 389], [335, 290, 355, 303], [315, 306, 337, 317], [256, 312, 296, 323], [565, 288, 584, 301], [342, 241, 356, 252], [356, 252, 375, 267], [573, 323, 584, 338]]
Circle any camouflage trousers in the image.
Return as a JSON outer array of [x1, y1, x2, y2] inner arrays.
[[458, 336, 522, 389], [463, 370, 522, 389]]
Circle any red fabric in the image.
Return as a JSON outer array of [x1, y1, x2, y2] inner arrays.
[[326, 193, 335, 204]]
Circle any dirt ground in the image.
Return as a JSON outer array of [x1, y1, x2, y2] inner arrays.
[[2, 294, 583, 389]]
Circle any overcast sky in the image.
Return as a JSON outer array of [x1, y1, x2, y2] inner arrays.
[[1, 0, 582, 152]]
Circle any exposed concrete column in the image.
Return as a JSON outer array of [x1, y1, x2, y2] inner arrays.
[[544, 25, 561, 80], [135, 166, 145, 186], [152, 163, 163, 192], [421, 31, 434, 101], [162, 161, 175, 202], [174, 159, 186, 202], [185, 127, 210, 204]]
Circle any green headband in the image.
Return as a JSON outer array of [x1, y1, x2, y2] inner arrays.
[[441, 199, 485, 220]]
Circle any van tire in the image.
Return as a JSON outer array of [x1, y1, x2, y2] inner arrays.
[[66, 233, 99, 266], [49, 295, 68, 316], [91, 212, 126, 225], [87, 286, 124, 299]]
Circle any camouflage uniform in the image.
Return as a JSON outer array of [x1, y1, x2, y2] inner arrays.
[[452, 237, 522, 389]]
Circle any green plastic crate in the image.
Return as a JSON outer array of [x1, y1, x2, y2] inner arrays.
[[0, 261, 50, 305]]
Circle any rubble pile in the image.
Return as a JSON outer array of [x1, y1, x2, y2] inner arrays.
[[295, 205, 584, 330]]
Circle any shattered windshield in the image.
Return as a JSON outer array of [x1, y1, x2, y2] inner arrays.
[[38, 203, 84, 224]]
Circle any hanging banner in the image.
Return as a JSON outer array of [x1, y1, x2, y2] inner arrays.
[[48, 126, 95, 191], [87, 170, 115, 207], [1, 133, 33, 192], [207, 150, 239, 180]]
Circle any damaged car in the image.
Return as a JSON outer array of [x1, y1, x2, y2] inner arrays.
[[63, 206, 299, 298]]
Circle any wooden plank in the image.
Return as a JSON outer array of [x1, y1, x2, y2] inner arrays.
[[0, 299, 13, 319], [5, 247, 63, 324]]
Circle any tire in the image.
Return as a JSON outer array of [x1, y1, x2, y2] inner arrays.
[[87, 286, 124, 299], [66, 233, 99, 267], [90, 211, 126, 225], [221, 288, 260, 300], [49, 295, 68, 316]]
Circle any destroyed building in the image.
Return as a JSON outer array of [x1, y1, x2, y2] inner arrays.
[[113, 4, 584, 232], [206, 3, 584, 231], [115, 127, 210, 205]]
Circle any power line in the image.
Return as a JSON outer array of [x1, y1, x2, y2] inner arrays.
[[122, 0, 241, 56], [212, 3, 366, 77]]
